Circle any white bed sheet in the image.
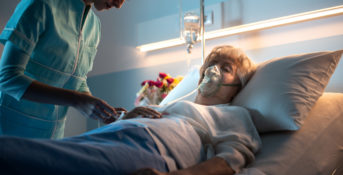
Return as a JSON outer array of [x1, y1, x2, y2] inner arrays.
[[238, 92, 343, 175], [132, 101, 261, 172]]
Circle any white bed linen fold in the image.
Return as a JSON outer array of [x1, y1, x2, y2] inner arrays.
[[131, 101, 261, 172]]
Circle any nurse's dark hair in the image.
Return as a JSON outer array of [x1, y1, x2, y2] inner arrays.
[[198, 45, 256, 88]]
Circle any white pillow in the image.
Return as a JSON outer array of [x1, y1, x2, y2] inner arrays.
[[159, 65, 200, 106], [232, 50, 343, 133]]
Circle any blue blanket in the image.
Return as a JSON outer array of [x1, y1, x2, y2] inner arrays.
[[0, 120, 168, 175]]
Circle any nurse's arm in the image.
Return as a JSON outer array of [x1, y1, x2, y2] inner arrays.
[[0, 41, 34, 100], [0, 41, 121, 123], [22, 80, 122, 123]]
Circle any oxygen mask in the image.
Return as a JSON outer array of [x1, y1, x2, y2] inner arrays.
[[198, 65, 240, 97]]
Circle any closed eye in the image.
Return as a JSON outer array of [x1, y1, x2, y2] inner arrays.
[[221, 63, 234, 73], [222, 67, 232, 73]]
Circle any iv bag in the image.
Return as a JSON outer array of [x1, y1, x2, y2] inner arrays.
[[182, 12, 200, 53]]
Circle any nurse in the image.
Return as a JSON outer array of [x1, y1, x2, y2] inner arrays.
[[0, 0, 126, 139]]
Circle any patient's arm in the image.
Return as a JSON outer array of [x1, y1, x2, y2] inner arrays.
[[122, 106, 162, 119], [132, 157, 234, 175]]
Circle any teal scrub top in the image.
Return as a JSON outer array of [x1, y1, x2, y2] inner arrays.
[[0, 0, 101, 138]]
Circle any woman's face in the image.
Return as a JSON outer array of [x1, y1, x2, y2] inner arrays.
[[93, 0, 125, 11], [197, 58, 241, 105]]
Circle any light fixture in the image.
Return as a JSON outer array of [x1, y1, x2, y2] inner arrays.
[[137, 5, 343, 52]]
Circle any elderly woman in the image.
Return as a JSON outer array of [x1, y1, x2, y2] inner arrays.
[[0, 46, 260, 175], [128, 45, 258, 175]]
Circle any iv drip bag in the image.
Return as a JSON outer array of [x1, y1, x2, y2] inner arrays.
[[183, 12, 200, 53]]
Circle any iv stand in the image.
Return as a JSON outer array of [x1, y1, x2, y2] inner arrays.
[[200, 0, 205, 64]]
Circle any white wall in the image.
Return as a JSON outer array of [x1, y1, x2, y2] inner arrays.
[[0, 0, 20, 54], [89, 0, 343, 76]]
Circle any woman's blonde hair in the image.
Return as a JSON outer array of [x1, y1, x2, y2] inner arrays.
[[198, 45, 256, 88]]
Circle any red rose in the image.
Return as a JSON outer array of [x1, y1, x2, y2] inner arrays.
[[155, 80, 163, 88], [141, 80, 148, 86], [166, 78, 174, 84], [148, 80, 155, 86], [159, 72, 167, 79]]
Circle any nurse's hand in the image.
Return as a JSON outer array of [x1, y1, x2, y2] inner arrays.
[[121, 106, 162, 120], [73, 92, 127, 124]]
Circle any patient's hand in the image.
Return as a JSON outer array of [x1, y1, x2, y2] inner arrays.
[[122, 106, 162, 120]]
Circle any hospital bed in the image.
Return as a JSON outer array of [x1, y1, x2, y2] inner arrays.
[[0, 50, 342, 175], [236, 50, 343, 175], [163, 93, 343, 175], [239, 92, 343, 175], [161, 49, 343, 175]]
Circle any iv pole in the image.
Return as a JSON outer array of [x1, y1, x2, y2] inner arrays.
[[200, 0, 205, 64]]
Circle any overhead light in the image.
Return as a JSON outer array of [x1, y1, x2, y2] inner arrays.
[[137, 38, 184, 52], [137, 5, 343, 52]]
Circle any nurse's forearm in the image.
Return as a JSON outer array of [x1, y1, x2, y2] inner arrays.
[[22, 80, 82, 106], [22, 80, 118, 123]]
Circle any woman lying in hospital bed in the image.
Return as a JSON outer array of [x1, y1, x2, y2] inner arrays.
[[0, 45, 260, 175], [2, 46, 342, 175]]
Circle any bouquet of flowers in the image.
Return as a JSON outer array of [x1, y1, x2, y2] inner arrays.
[[135, 72, 183, 106]]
